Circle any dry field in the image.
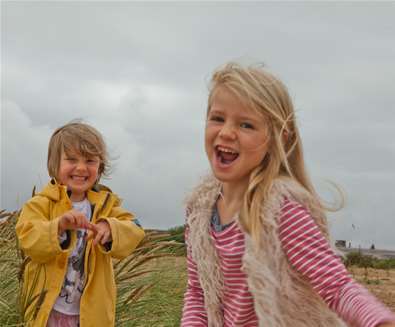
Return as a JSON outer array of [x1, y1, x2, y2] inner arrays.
[[133, 257, 395, 326], [351, 266, 395, 311]]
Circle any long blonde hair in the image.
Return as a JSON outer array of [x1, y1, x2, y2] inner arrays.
[[208, 62, 331, 242]]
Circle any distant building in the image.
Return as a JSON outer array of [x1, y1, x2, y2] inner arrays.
[[335, 240, 347, 248]]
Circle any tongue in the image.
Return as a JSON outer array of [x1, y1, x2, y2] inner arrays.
[[221, 151, 238, 163]]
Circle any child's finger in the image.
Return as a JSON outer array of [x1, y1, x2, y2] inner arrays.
[[70, 211, 91, 230], [64, 213, 76, 227], [85, 229, 94, 241], [86, 224, 98, 240], [100, 231, 111, 245], [78, 218, 89, 229], [87, 223, 98, 232], [70, 209, 85, 222], [65, 212, 79, 229], [93, 230, 105, 246], [75, 212, 88, 229]]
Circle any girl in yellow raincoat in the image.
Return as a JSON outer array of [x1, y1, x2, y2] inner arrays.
[[16, 121, 145, 327]]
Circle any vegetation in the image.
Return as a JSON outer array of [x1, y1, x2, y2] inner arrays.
[[0, 210, 22, 326], [344, 251, 395, 270], [117, 257, 186, 326], [165, 225, 185, 244], [0, 210, 185, 326], [2, 209, 394, 326]]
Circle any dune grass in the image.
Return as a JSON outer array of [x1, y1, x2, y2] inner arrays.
[[2, 208, 394, 326], [117, 257, 186, 326], [0, 210, 186, 326]]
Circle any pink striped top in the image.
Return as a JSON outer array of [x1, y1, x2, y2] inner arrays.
[[181, 199, 395, 326]]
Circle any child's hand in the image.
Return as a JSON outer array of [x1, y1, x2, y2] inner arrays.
[[86, 219, 112, 246], [58, 209, 96, 235]]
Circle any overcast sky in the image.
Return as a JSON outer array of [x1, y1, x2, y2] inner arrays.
[[2, 2, 395, 249]]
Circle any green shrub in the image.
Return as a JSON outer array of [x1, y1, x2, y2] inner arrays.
[[143, 226, 186, 256], [344, 251, 395, 269]]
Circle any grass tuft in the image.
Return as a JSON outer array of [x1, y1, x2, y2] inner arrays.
[[0, 209, 186, 326]]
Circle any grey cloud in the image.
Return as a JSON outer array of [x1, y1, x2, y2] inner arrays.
[[2, 2, 395, 248]]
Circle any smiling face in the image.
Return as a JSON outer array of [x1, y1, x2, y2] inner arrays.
[[57, 149, 100, 202], [205, 87, 270, 189]]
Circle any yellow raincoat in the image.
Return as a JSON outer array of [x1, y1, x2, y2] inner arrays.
[[16, 179, 145, 326]]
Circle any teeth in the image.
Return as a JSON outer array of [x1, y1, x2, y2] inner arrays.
[[72, 176, 87, 180], [217, 146, 237, 154]]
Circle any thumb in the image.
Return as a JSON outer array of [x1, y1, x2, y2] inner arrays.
[[86, 229, 94, 241]]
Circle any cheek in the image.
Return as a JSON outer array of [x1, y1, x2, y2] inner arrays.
[[89, 166, 100, 177], [204, 127, 211, 145], [205, 124, 218, 141], [57, 164, 68, 177], [204, 127, 217, 152], [242, 134, 263, 152], [204, 138, 211, 158], [56, 169, 68, 184]]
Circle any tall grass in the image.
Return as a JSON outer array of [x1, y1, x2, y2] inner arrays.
[[0, 209, 185, 326], [118, 256, 186, 326], [0, 210, 23, 326], [114, 230, 184, 324]]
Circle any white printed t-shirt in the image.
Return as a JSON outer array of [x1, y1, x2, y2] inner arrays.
[[53, 198, 92, 315]]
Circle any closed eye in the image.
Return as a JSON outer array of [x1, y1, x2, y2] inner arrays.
[[208, 115, 224, 123]]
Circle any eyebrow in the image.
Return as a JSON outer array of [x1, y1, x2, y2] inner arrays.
[[208, 109, 223, 115], [209, 109, 262, 122], [238, 114, 261, 122], [62, 150, 78, 157]]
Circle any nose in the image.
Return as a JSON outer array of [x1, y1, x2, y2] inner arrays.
[[75, 160, 87, 171], [219, 122, 236, 140]]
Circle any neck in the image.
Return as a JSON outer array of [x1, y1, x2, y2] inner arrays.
[[220, 180, 248, 207], [69, 193, 87, 202], [216, 180, 248, 225]]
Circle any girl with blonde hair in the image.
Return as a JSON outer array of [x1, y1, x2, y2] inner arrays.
[[16, 121, 145, 326], [181, 62, 395, 326]]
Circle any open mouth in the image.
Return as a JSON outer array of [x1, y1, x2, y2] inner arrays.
[[215, 145, 239, 165]]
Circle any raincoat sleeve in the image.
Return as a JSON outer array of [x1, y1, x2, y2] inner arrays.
[[97, 201, 145, 259], [16, 196, 70, 263]]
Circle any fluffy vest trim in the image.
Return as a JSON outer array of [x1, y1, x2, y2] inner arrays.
[[185, 175, 346, 327]]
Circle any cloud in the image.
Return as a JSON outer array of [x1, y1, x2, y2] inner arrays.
[[2, 2, 395, 248], [1, 100, 51, 209]]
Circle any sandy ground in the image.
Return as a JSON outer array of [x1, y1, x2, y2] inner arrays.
[[350, 267, 395, 311]]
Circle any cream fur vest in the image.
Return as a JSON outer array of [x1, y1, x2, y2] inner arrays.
[[186, 175, 346, 327]]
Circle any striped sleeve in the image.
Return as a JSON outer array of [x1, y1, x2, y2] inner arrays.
[[181, 225, 208, 326], [279, 199, 395, 327]]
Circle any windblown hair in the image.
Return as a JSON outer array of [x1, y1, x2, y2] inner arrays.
[[207, 62, 331, 243], [47, 120, 110, 181]]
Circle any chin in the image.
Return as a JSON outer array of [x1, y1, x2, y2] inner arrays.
[[211, 171, 233, 183]]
